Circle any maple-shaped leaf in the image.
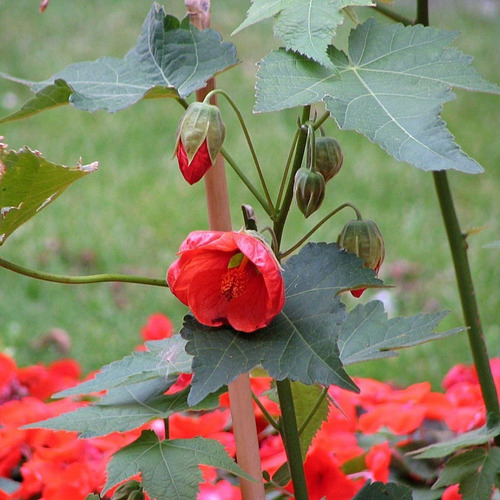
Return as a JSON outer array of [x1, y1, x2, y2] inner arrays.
[[433, 448, 500, 500], [102, 431, 254, 500], [233, 0, 373, 69], [339, 301, 463, 366], [256, 19, 500, 173], [0, 143, 97, 245], [0, 4, 237, 122], [182, 243, 384, 405]]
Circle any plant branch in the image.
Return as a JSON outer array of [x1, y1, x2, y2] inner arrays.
[[276, 379, 309, 500], [251, 392, 281, 431], [279, 202, 362, 259], [0, 257, 168, 287], [433, 171, 500, 434], [205, 89, 276, 217]]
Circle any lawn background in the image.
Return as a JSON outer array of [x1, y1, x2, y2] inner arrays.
[[0, 0, 499, 388]]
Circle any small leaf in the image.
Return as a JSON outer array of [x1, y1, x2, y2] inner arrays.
[[338, 301, 463, 366], [234, 0, 372, 70], [102, 431, 254, 500], [291, 382, 329, 456], [434, 448, 500, 500], [182, 243, 383, 405], [54, 337, 191, 398], [352, 480, 413, 499], [410, 425, 500, 459], [25, 387, 221, 438], [256, 19, 500, 173], [0, 144, 97, 245], [0, 4, 237, 121]]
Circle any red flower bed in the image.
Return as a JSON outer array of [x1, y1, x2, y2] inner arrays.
[[0, 314, 495, 499]]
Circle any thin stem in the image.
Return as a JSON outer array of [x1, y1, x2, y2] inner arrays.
[[221, 147, 272, 217], [374, 4, 414, 26], [280, 202, 362, 259], [433, 172, 500, 434], [0, 257, 168, 287], [274, 106, 311, 246], [251, 392, 281, 431], [313, 111, 331, 131], [298, 387, 328, 436], [205, 89, 276, 217], [276, 379, 309, 500], [275, 128, 300, 211]]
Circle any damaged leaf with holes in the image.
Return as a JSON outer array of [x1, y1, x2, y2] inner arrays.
[[0, 142, 97, 245]]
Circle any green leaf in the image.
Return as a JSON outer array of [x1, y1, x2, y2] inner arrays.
[[409, 425, 500, 459], [352, 480, 413, 499], [182, 242, 383, 405], [102, 431, 254, 500], [26, 387, 221, 438], [291, 381, 329, 456], [54, 337, 191, 398], [0, 4, 237, 122], [0, 145, 97, 245], [434, 448, 500, 500], [256, 19, 500, 173], [234, 0, 373, 69], [339, 301, 462, 366]]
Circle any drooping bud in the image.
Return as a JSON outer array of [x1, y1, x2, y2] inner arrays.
[[294, 167, 326, 218], [337, 219, 385, 297], [314, 136, 343, 182], [174, 102, 225, 184]]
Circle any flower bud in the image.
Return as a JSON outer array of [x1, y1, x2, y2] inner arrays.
[[337, 219, 385, 297], [294, 167, 326, 218], [111, 480, 144, 500], [314, 136, 343, 182], [174, 102, 225, 184]]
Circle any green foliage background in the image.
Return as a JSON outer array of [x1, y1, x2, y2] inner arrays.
[[0, 0, 499, 387]]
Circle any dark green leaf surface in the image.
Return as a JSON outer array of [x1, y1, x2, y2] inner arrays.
[[55, 337, 191, 397], [433, 448, 500, 500], [0, 4, 237, 121], [25, 388, 222, 438], [256, 19, 500, 172], [103, 431, 254, 500], [339, 301, 462, 366], [352, 481, 413, 499], [0, 145, 97, 245], [182, 243, 383, 405]]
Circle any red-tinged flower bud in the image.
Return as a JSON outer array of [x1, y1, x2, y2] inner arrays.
[[294, 167, 326, 218], [337, 219, 385, 297], [314, 136, 343, 182], [174, 102, 225, 185]]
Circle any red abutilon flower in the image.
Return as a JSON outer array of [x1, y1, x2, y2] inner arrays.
[[167, 231, 285, 333], [174, 102, 225, 185]]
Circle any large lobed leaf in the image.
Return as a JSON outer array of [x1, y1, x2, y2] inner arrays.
[[0, 144, 97, 245], [102, 431, 254, 500], [233, 0, 373, 69], [0, 3, 237, 122], [256, 18, 500, 173]]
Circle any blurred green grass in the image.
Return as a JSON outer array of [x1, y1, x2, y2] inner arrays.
[[0, 0, 499, 388]]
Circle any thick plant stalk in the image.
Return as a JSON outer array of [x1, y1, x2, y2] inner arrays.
[[186, 1, 266, 497], [417, 0, 500, 434]]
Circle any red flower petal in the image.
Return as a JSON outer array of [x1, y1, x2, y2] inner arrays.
[[177, 140, 212, 185]]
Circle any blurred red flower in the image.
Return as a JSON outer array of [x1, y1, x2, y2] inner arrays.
[[141, 313, 174, 341], [168, 231, 285, 332]]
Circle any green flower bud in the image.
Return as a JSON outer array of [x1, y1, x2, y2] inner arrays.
[[294, 167, 326, 218], [337, 219, 385, 297], [111, 480, 144, 500], [314, 136, 343, 182]]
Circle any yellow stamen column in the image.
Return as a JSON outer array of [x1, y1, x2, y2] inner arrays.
[[186, 1, 266, 498]]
